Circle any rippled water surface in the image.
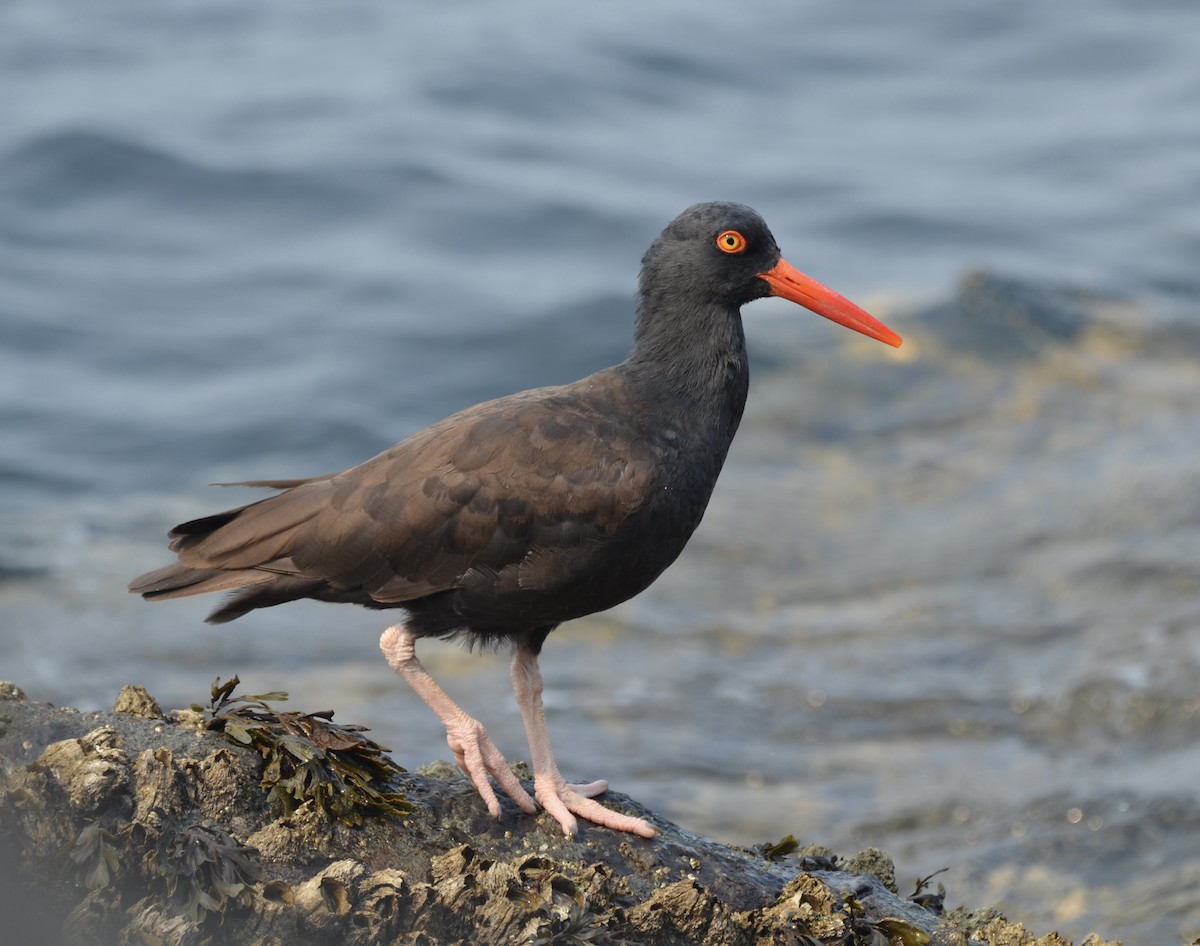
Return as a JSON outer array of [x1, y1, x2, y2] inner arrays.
[[3, 2, 1200, 942]]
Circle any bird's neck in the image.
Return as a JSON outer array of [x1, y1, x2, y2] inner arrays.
[[625, 298, 751, 447]]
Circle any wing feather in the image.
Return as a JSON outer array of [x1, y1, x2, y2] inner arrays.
[[150, 372, 659, 611]]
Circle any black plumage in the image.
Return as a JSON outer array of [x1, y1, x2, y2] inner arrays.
[[130, 202, 901, 837]]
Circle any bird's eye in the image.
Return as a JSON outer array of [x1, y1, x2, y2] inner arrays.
[[715, 230, 748, 254]]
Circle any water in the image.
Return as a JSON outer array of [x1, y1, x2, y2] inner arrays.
[[3, 1, 1200, 942]]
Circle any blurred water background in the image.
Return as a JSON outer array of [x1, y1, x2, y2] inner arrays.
[[2, 1, 1199, 941]]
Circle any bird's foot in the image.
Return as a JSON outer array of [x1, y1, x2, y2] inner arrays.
[[445, 716, 538, 818], [534, 773, 657, 839]]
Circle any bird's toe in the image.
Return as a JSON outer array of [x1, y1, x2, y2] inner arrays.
[[534, 775, 656, 838], [446, 718, 538, 816], [566, 778, 608, 798]]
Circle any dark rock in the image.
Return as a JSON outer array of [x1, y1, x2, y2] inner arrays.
[[0, 683, 1120, 946]]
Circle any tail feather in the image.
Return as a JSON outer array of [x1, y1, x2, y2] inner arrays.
[[168, 483, 329, 569], [128, 562, 276, 600], [214, 478, 314, 490], [167, 508, 245, 552], [204, 575, 328, 624], [131, 476, 354, 622], [128, 561, 326, 624]]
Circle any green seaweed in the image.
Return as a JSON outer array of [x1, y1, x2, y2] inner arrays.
[[759, 832, 801, 861], [872, 916, 931, 946], [196, 675, 411, 826]]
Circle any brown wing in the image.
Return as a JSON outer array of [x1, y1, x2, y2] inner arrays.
[[159, 372, 658, 610]]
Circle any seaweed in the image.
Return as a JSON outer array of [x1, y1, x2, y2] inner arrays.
[[147, 813, 264, 924], [519, 860, 625, 946], [870, 916, 931, 946], [60, 821, 121, 890], [908, 868, 948, 914], [836, 888, 931, 946], [530, 897, 626, 946], [195, 675, 411, 826], [759, 832, 802, 861], [750, 835, 843, 873]]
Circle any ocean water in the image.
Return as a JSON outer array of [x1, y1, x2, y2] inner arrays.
[[2, 1, 1200, 942]]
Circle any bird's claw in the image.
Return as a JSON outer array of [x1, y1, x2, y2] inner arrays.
[[445, 717, 538, 816], [534, 774, 657, 839], [442, 713, 654, 838]]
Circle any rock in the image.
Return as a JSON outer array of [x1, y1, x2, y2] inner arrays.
[[0, 682, 1123, 946]]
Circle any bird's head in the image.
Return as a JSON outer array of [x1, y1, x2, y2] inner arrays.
[[639, 202, 902, 348]]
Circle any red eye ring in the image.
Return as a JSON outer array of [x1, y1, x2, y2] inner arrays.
[[716, 230, 748, 254]]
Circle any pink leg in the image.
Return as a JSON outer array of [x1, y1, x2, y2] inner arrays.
[[511, 646, 656, 838], [380, 624, 537, 818]]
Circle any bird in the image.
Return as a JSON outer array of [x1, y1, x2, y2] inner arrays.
[[129, 202, 902, 839]]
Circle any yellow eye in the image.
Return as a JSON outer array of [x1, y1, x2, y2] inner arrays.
[[716, 230, 748, 254]]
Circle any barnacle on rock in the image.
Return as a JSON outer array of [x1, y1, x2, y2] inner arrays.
[[196, 676, 411, 826], [844, 848, 898, 895], [2, 683, 1118, 946]]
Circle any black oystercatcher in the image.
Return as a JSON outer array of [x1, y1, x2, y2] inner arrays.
[[130, 202, 901, 838]]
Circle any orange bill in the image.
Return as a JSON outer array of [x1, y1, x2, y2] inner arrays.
[[758, 258, 902, 348]]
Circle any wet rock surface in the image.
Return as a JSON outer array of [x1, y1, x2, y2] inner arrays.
[[0, 682, 1121, 946]]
